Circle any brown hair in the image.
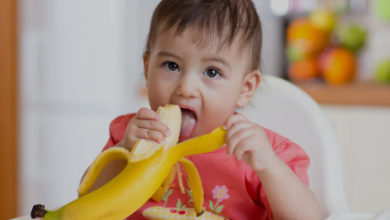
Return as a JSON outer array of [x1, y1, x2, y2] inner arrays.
[[146, 0, 263, 70]]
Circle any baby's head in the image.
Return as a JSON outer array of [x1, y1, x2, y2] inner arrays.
[[143, 0, 262, 140]]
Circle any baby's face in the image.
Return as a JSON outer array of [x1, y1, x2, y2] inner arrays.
[[144, 28, 255, 140]]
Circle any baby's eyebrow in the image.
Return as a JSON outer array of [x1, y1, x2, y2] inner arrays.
[[157, 51, 230, 68], [203, 57, 231, 68], [157, 51, 183, 61]]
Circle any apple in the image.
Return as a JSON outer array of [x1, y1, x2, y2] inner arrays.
[[375, 59, 390, 84], [310, 9, 336, 33], [286, 44, 309, 62], [336, 24, 367, 53]]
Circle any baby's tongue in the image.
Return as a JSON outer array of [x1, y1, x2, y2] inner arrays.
[[180, 109, 197, 140]]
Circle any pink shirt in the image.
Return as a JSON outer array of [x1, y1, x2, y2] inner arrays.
[[103, 114, 310, 220]]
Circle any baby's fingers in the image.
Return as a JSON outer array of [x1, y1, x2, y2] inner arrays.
[[226, 121, 253, 140], [234, 136, 254, 161], [223, 113, 247, 130], [135, 128, 166, 144], [136, 107, 160, 120], [136, 119, 171, 137], [226, 127, 254, 156]]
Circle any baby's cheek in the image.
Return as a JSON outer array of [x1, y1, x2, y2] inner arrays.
[[159, 70, 179, 81], [204, 97, 236, 128], [147, 84, 170, 110]]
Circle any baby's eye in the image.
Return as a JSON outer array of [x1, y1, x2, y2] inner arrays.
[[203, 68, 221, 78], [163, 62, 180, 72]]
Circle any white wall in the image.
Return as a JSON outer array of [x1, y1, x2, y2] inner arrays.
[[253, 0, 284, 77], [19, 0, 140, 215]]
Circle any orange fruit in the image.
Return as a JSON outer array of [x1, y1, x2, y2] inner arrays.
[[287, 19, 329, 54], [320, 48, 357, 85], [288, 58, 321, 81]]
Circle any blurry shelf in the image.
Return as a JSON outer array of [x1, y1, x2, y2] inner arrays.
[[295, 81, 390, 106]]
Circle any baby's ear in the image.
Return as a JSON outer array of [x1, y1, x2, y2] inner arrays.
[[236, 69, 261, 107], [143, 51, 150, 81]]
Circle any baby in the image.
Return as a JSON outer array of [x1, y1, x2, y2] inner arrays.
[[82, 0, 320, 219]]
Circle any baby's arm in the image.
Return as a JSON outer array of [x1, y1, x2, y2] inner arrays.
[[257, 155, 320, 220], [79, 108, 171, 195], [224, 113, 320, 220]]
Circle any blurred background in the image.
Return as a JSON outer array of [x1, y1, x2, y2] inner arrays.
[[1, 0, 390, 219]]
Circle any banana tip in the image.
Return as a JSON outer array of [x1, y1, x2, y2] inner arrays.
[[31, 204, 47, 219], [196, 208, 205, 217]]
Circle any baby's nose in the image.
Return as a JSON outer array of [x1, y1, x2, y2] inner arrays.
[[175, 75, 200, 98]]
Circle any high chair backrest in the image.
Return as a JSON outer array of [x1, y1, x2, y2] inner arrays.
[[241, 75, 350, 219]]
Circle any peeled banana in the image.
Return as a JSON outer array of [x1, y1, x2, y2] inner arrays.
[[31, 104, 226, 220], [130, 104, 181, 163]]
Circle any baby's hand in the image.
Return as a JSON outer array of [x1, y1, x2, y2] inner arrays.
[[223, 113, 277, 173], [119, 108, 171, 151]]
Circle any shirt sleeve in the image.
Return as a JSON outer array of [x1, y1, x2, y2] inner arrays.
[[102, 113, 136, 151], [245, 139, 310, 219]]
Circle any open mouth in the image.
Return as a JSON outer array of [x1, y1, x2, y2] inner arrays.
[[179, 107, 198, 140]]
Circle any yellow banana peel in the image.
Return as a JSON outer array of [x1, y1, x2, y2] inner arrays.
[[31, 105, 226, 220]]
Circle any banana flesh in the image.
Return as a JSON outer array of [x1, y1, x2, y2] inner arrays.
[[129, 104, 181, 163], [150, 166, 176, 202]]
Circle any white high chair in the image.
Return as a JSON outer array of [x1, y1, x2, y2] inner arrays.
[[241, 75, 350, 219]]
